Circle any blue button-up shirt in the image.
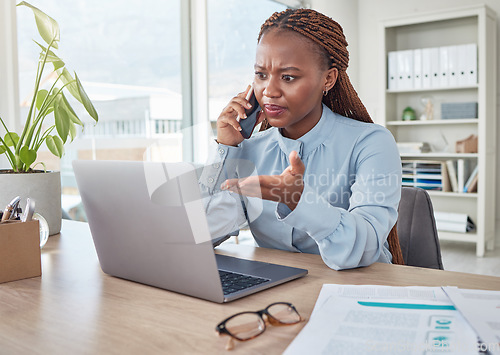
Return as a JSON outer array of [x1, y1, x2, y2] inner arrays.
[[200, 105, 401, 270]]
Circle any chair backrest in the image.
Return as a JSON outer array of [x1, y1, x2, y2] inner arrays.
[[397, 187, 444, 269]]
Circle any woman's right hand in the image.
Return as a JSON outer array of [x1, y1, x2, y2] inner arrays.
[[216, 85, 256, 147]]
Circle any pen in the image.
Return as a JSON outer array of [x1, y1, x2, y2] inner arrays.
[[1, 196, 21, 222]]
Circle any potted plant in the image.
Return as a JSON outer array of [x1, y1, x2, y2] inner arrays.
[[0, 1, 98, 234]]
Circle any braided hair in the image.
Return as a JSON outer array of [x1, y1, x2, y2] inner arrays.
[[257, 8, 404, 265], [258, 8, 372, 123]]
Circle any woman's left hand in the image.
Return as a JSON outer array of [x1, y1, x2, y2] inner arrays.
[[221, 151, 305, 210]]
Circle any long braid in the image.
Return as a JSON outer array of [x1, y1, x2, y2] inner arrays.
[[258, 9, 404, 265]]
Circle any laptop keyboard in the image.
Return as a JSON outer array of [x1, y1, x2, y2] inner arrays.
[[218, 270, 270, 296]]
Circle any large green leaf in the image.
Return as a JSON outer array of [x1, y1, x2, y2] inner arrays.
[[58, 68, 81, 103], [46, 135, 64, 158], [54, 97, 70, 143], [52, 60, 65, 71], [68, 121, 77, 142], [4, 132, 19, 147], [75, 73, 98, 122], [0, 145, 6, 154], [17, 2, 60, 49], [61, 92, 83, 126], [20, 146, 37, 167], [35, 89, 48, 110]]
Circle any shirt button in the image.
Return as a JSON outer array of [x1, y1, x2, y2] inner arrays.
[[208, 177, 214, 183], [218, 148, 225, 155], [212, 163, 220, 169]]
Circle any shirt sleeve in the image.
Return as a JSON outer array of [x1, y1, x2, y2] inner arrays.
[[276, 128, 402, 270], [198, 141, 248, 241]]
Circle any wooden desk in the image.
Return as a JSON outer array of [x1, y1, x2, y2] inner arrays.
[[1, 220, 499, 354]]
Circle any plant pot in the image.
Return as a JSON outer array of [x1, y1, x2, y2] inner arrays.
[[0, 170, 61, 235]]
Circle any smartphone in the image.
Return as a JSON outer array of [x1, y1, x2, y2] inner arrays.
[[239, 86, 261, 139]]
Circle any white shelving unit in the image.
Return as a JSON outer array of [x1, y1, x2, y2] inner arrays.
[[379, 5, 497, 256]]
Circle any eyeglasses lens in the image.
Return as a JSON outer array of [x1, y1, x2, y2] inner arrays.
[[225, 313, 265, 340], [267, 303, 301, 324]]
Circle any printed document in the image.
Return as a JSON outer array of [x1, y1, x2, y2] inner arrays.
[[285, 285, 480, 355], [444, 287, 500, 355]]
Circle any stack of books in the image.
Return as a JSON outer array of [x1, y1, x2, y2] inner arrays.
[[445, 160, 478, 193], [434, 211, 476, 233], [396, 142, 431, 154]]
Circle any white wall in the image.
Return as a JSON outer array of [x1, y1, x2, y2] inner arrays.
[[307, 0, 359, 89], [312, 0, 500, 239]]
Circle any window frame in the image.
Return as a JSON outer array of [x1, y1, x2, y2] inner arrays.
[[0, 0, 21, 136]]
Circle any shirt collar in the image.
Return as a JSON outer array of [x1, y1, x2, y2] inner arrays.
[[275, 104, 335, 159]]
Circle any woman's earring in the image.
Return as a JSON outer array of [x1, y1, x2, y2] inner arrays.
[[323, 88, 329, 96]]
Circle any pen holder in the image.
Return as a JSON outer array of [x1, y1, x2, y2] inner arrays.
[[0, 219, 41, 284]]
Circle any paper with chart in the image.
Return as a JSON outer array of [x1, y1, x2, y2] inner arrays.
[[443, 287, 500, 355], [285, 285, 479, 355]]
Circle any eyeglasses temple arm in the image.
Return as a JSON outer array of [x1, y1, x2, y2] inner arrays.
[[225, 336, 235, 351]]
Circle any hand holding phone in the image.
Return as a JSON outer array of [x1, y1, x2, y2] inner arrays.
[[239, 85, 261, 139]]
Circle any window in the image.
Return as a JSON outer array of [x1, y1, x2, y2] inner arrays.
[[207, 0, 287, 129], [17, 0, 183, 218], [17, 0, 186, 218], [15, 0, 289, 220]]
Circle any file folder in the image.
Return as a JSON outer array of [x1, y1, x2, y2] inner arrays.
[[465, 43, 477, 85], [430, 47, 440, 88], [413, 49, 422, 89], [422, 47, 432, 88], [387, 51, 397, 90], [397, 50, 413, 90], [448, 45, 459, 87], [439, 46, 449, 87], [457, 44, 468, 86]]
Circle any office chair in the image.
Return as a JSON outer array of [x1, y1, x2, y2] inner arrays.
[[396, 187, 444, 269]]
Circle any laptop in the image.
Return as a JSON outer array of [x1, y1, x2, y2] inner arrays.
[[72, 160, 307, 303]]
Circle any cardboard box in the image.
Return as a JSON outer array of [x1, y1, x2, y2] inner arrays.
[[0, 220, 41, 284], [455, 134, 478, 153]]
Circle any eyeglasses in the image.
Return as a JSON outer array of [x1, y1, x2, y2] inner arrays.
[[215, 302, 304, 350]]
